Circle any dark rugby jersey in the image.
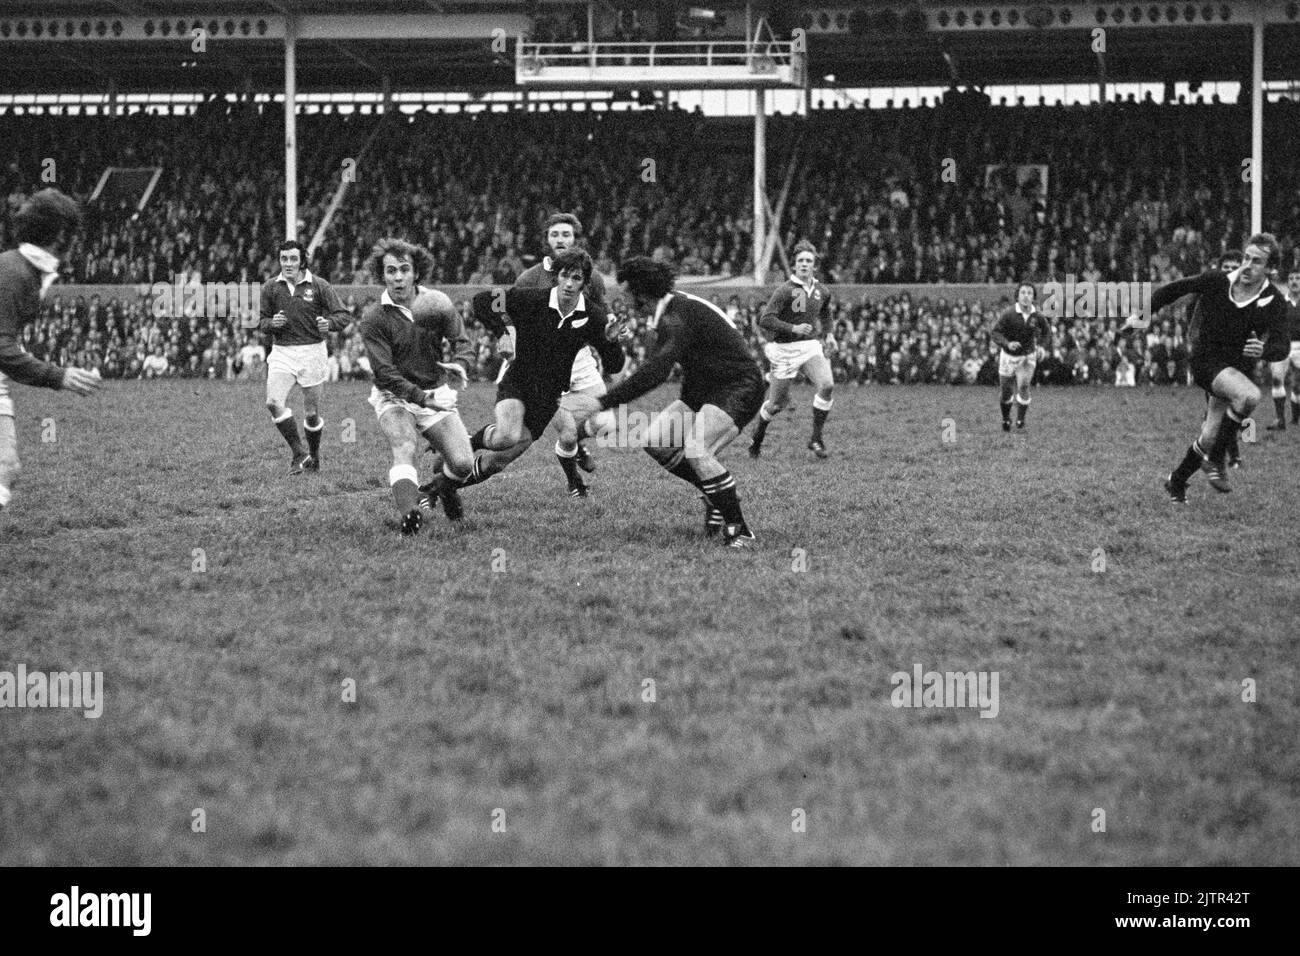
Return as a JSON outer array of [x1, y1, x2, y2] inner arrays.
[[514, 257, 608, 309], [360, 287, 475, 406], [759, 276, 833, 344], [473, 286, 625, 400], [0, 248, 63, 388], [1154, 270, 1289, 372], [258, 270, 351, 347], [601, 291, 762, 408], [1286, 296, 1300, 342], [991, 306, 1051, 354]]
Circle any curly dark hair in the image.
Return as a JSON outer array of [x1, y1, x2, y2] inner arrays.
[[543, 212, 582, 235], [551, 247, 593, 284], [369, 237, 434, 282], [13, 188, 82, 249], [617, 256, 676, 299]]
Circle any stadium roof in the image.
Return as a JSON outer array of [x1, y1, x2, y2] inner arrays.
[[2, 1, 1300, 96]]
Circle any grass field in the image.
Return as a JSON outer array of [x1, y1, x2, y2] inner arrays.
[[1, 378, 1297, 866]]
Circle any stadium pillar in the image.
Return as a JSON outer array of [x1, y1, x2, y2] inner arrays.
[[106, 78, 118, 118], [284, 14, 298, 242], [753, 88, 766, 284], [1251, 2, 1263, 235]]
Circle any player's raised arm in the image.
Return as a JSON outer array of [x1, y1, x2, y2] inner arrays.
[[360, 308, 427, 407], [1149, 271, 1219, 313], [471, 287, 517, 339], [600, 311, 686, 408], [0, 283, 64, 389]]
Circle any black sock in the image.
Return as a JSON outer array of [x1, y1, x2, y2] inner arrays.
[[1292, 398, 1300, 424], [304, 415, 323, 459], [811, 408, 828, 442], [1275, 396, 1287, 423], [557, 451, 582, 486], [1000, 401, 1012, 424], [470, 425, 491, 451], [1018, 401, 1028, 423], [700, 470, 745, 527], [1227, 430, 1240, 460], [1172, 441, 1205, 485], [1208, 412, 1243, 465], [751, 415, 770, 446], [663, 455, 706, 490], [274, 414, 306, 456], [458, 456, 489, 487]]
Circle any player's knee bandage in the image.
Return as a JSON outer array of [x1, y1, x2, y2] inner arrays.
[[388, 464, 418, 487], [1273, 384, 1287, 398], [555, 440, 577, 457], [0, 485, 11, 508], [305, 416, 324, 431], [813, 395, 833, 412]]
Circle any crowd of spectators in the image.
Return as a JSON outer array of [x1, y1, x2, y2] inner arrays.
[[4, 93, 1300, 289], [22, 284, 1200, 390]]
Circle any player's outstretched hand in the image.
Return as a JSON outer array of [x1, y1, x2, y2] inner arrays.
[[496, 328, 516, 360], [605, 315, 634, 342], [61, 367, 101, 396], [1243, 336, 1265, 359], [1121, 311, 1150, 333], [270, 311, 288, 329], [1005, 341, 1022, 353], [823, 335, 838, 358], [422, 388, 457, 412], [437, 362, 469, 391], [315, 316, 331, 334]]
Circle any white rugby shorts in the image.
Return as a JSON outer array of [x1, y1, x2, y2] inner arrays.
[[268, 341, 329, 388], [367, 384, 460, 432]]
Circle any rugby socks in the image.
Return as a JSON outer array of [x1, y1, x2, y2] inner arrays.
[[272, 409, 306, 456], [304, 415, 323, 460], [750, 405, 773, 447], [556, 441, 582, 487], [457, 455, 489, 488], [699, 470, 745, 527], [1274, 395, 1287, 426], [811, 395, 833, 442], [0, 484, 10, 510], [470, 424, 495, 451], [1000, 401, 1013, 427], [1016, 397, 1029, 424], [1292, 395, 1300, 425], [389, 464, 420, 515], [1207, 409, 1245, 465], [1171, 441, 1207, 486]]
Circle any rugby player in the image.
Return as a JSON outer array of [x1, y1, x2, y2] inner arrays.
[[568, 257, 765, 548], [0, 189, 101, 514], [359, 238, 475, 535], [1124, 234, 1290, 502], [514, 212, 612, 497], [258, 240, 351, 475], [748, 240, 837, 459], [990, 282, 1051, 431], [1263, 267, 1300, 432], [422, 247, 625, 512]]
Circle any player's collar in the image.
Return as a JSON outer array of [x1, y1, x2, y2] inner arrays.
[[549, 285, 586, 322], [1226, 267, 1270, 308], [18, 242, 60, 297], [382, 285, 426, 321], [276, 268, 313, 290], [1015, 302, 1035, 318], [542, 255, 553, 272], [789, 274, 816, 295], [649, 293, 673, 330]]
